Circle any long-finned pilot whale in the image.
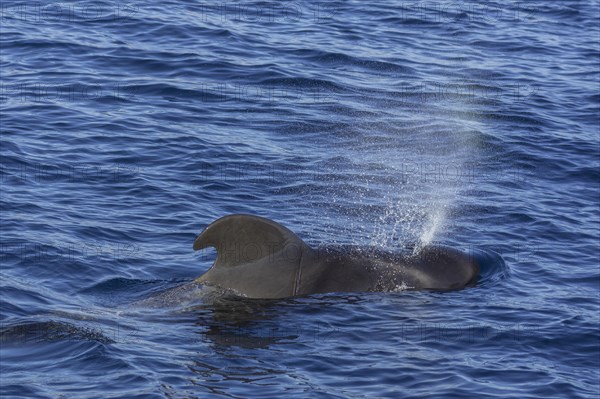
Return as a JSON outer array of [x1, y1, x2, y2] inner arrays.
[[193, 214, 481, 299]]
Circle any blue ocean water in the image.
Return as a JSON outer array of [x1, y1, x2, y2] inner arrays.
[[1, 1, 599, 398]]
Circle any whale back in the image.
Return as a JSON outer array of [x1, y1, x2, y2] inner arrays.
[[192, 214, 481, 298]]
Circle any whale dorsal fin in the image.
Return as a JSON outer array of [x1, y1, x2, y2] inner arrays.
[[193, 214, 309, 268]]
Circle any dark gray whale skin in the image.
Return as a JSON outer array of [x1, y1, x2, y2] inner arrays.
[[193, 214, 480, 299]]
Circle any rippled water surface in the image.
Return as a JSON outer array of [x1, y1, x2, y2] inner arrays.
[[1, 1, 599, 398]]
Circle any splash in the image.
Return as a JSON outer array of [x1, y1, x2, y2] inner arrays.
[[419, 206, 445, 247], [363, 91, 480, 250], [392, 282, 415, 291], [311, 65, 482, 249]]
